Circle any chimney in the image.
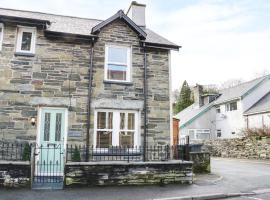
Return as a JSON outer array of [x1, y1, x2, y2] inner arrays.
[[193, 84, 204, 108], [127, 1, 146, 27]]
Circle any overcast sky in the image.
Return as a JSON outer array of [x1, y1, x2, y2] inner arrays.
[[1, 0, 270, 90]]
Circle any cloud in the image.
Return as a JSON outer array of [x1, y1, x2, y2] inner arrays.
[[148, 1, 270, 89]]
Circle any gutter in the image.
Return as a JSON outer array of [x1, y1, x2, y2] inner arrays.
[[243, 109, 270, 116], [86, 37, 96, 161]]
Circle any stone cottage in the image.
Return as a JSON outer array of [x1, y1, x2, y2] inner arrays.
[[0, 2, 179, 152]]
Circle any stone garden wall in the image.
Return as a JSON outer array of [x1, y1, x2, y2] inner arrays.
[[202, 137, 270, 160], [190, 152, 211, 173], [0, 162, 30, 188], [65, 161, 193, 187]]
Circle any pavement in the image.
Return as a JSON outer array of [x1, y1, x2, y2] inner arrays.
[[1, 157, 270, 200]]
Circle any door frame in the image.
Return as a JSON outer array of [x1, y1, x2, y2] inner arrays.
[[36, 106, 68, 148]]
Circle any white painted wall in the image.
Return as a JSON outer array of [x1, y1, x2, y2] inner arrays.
[[180, 107, 216, 139], [242, 77, 270, 112], [246, 112, 270, 128], [215, 100, 245, 138]]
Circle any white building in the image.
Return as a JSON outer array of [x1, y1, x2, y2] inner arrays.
[[175, 75, 270, 141]]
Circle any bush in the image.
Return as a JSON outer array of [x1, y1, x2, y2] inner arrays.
[[71, 146, 81, 162], [243, 126, 270, 138], [22, 143, 31, 161]]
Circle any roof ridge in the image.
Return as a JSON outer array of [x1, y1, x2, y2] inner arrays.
[[0, 7, 103, 22], [220, 74, 269, 92]]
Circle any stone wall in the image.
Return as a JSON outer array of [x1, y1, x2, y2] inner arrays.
[[202, 137, 270, 159], [65, 161, 193, 187], [91, 19, 170, 146], [0, 18, 170, 146], [0, 162, 30, 188], [0, 23, 90, 143], [190, 152, 211, 173]]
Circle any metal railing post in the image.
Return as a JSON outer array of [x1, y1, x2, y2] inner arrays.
[[185, 135, 190, 161]]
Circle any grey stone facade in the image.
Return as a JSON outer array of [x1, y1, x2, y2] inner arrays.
[[0, 18, 171, 146]]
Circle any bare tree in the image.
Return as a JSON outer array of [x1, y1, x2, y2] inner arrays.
[[220, 78, 244, 89]]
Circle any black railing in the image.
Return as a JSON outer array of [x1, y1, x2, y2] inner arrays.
[[66, 144, 189, 162], [0, 141, 32, 161], [0, 136, 191, 163]]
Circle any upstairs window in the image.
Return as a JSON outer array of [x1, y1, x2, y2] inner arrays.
[[0, 23, 3, 51], [225, 101, 237, 111], [216, 106, 221, 113], [105, 45, 131, 82], [16, 26, 36, 54], [217, 129, 222, 138]]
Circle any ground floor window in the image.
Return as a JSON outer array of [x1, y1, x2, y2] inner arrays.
[[188, 129, 210, 140], [94, 109, 139, 148]]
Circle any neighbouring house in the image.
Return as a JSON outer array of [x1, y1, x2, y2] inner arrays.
[[175, 75, 270, 141]]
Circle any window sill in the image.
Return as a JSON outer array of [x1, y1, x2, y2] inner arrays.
[[14, 52, 35, 57], [103, 80, 133, 86]]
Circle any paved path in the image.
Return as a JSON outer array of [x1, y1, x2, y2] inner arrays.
[[1, 158, 270, 200]]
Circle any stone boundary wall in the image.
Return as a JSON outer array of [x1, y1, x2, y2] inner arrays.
[[65, 161, 193, 187], [190, 152, 211, 173], [202, 137, 270, 160], [0, 161, 30, 188]]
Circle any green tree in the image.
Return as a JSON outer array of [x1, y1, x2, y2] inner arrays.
[[22, 143, 31, 161], [174, 80, 194, 113]]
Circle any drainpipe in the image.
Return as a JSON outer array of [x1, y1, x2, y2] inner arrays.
[[86, 37, 95, 162], [142, 42, 147, 162]]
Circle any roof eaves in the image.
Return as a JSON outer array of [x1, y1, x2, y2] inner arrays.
[[91, 10, 146, 39], [214, 97, 241, 106], [0, 14, 50, 27], [143, 41, 181, 51], [44, 30, 97, 41], [243, 109, 270, 116]]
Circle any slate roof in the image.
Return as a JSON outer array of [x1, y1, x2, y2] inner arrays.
[[174, 102, 214, 127], [0, 7, 179, 49], [244, 92, 270, 115], [214, 76, 267, 104]]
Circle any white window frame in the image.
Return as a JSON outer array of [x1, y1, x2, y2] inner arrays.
[[93, 109, 139, 150], [0, 23, 3, 51], [15, 26, 36, 54], [104, 44, 132, 82], [188, 129, 210, 140]]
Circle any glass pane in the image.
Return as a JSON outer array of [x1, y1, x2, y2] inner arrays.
[[108, 47, 127, 63], [120, 113, 125, 130], [108, 112, 113, 129], [21, 32, 32, 51], [55, 113, 62, 141], [107, 64, 127, 81], [128, 113, 135, 130], [96, 131, 112, 148], [97, 112, 106, 129], [44, 113, 50, 141], [119, 132, 134, 147]]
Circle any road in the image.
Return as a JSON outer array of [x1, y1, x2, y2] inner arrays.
[[0, 158, 270, 200]]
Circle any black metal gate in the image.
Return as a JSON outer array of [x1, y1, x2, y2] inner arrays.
[[31, 144, 65, 189]]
